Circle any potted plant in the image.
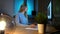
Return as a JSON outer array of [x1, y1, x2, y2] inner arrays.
[[35, 12, 47, 34]]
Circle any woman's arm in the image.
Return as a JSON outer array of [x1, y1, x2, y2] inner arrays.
[[15, 14, 20, 26]]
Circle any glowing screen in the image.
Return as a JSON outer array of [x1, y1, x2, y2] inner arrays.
[[14, 0, 34, 15], [47, 1, 52, 19]]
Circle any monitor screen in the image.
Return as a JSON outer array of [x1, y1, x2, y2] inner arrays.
[[47, 1, 52, 20], [27, 0, 34, 15], [14, 0, 34, 15]]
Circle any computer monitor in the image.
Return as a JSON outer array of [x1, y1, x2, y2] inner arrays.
[[47, 1, 53, 20]]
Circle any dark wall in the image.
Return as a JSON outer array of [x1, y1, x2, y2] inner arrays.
[[52, 0, 60, 26], [0, 0, 14, 17], [53, 0, 60, 17], [38, 0, 50, 15]]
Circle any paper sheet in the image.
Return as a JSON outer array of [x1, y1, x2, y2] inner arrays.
[[25, 28, 38, 30]]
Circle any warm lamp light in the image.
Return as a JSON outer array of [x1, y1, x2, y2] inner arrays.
[[0, 13, 12, 34], [0, 20, 6, 30]]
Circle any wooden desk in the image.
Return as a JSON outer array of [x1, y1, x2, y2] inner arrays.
[[5, 25, 38, 34], [5, 25, 57, 34], [13, 26, 38, 34]]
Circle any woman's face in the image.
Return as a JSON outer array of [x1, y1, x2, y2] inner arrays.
[[24, 7, 27, 12]]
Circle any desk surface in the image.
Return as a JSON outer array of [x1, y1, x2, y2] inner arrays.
[[5, 25, 57, 34], [13, 26, 38, 34], [5, 25, 39, 34]]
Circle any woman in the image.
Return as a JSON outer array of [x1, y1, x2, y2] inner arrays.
[[15, 5, 36, 28], [15, 5, 28, 26]]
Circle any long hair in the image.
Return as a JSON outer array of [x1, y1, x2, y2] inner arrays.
[[19, 5, 28, 18], [19, 5, 27, 12]]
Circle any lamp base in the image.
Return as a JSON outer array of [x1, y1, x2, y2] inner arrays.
[[0, 30, 4, 34]]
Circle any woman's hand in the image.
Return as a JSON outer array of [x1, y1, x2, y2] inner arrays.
[[28, 24, 36, 28]]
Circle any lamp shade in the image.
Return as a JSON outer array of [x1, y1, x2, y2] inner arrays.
[[0, 13, 14, 34]]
